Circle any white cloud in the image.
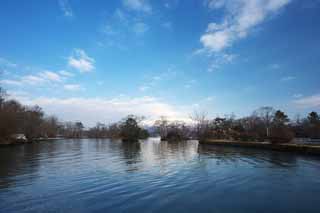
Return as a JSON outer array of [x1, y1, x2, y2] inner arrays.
[[201, 0, 291, 52], [64, 84, 83, 91], [1, 70, 66, 87], [68, 49, 95, 73], [204, 0, 227, 9], [7, 90, 29, 98], [12, 95, 190, 126], [133, 22, 149, 35], [39, 70, 62, 82], [0, 79, 22, 86], [123, 0, 152, 13], [201, 29, 232, 52], [293, 94, 320, 108], [59, 70, 74, 77], [59, 0, 73, 17], [21, 75, 46, 85]]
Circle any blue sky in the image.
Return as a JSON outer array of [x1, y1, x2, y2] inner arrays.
[[0, 0, 319, 126]]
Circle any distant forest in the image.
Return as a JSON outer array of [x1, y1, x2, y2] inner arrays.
[[1, 86, 320, 144]]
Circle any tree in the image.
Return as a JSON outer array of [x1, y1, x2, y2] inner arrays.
[[120, 115, 146, 142], [306, 112, 320, 139], [273, 110, 289, 126], [154, 116, 169, 140], [108, 123, 121, 139], [270, 110, 293, 143], [22, 106, 44, 140], [75, 122, 84, 138], [253, 106, 276, 138], [87, 122, 109, 138], [0, 100, 24, 140], [41, 116, 60, 138], [190, 110, 210, 141], [308, 112, 319, 124], [61, 121, 84, 138], [165, 121, 189, 142], [0, 87, 6, 107]]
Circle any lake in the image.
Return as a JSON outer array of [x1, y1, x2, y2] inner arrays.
[[1, 138, 320, 213]]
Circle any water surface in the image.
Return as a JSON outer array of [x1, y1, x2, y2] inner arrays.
[[1, 139, 320, 213]]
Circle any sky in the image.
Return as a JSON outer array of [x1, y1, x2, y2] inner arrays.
[[0, 0, 320, 126]]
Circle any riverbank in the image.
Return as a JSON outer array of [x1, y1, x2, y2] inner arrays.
[[199, 139, 320, 156], [0, 137, 63, 146]]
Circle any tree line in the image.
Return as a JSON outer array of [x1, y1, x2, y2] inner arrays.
[[86, 115, 149, 141], [1, 87, 319, 144], [0, 88, 150, 143], [190, 107, 320, 143]]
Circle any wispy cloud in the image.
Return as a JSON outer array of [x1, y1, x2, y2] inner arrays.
[[184, 80, 197, 89], [132, 22, 149, 35], [270, 63, 280, 69], [293, 94, 320, 108], [123, 0, 152, 13], [100, 9, 150, 49], [138, 68, 178, 92], [205, 96, 215, 101], [0, 57, 17, 68], [281, 76, 296, 81], [163, 0, 179, 9], [103, 9, 149, 36], [59, 70, 74, 77], [1, 70, 68, 86], [63, 84, 83, 91], [58, 0, 73, 17], [68, 49, 95, 73], [39, 70, 62, 82], [207, 53, 237, 72], [21, 75, 46, 85], [200, 0, 291, 52], [293, 93, 303, 98], [162, 21, 172, 30], [0, 79, 22, 86], [139, 85, 150, 92], [12, 95, 190, 126]]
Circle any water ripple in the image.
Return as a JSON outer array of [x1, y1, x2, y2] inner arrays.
[[1, 139, 320, 213]]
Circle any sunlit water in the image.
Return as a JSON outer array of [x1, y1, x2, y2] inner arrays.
[[1, 138, 320, 213]]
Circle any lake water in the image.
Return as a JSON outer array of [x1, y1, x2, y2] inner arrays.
[[1, 139, 320, 213]]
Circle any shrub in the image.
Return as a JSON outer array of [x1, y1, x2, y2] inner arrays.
[[269, 126, 294, 144]]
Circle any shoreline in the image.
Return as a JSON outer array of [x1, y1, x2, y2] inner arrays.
[[199, 139, 320, 156], [0, 137, 63, 146]]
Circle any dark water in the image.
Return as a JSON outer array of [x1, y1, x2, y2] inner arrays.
[[1, 139, 320, 213]]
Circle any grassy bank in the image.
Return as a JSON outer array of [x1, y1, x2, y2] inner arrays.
[[199, 139, 320, 156]]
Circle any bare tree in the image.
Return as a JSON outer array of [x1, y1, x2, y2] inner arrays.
[[41, 116, 60, 138], [154, 116, 169, 140], [190, 110, 210, 141], [253, 106, 276, 137]]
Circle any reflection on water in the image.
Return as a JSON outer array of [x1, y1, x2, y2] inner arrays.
[[0, 139, 320, 213], [198, 144, 299, 168]]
